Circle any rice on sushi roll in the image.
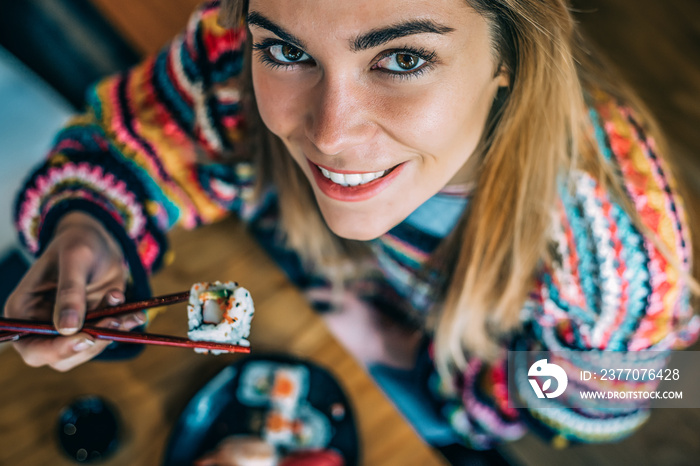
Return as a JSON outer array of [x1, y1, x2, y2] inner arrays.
[[187, 281, 254, 353]]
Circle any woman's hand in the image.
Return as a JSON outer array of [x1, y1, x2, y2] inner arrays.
[[306, 287, 423, 370], [194, 435, 344, 466], [4, 212, 145, 371], [194, 436, 278, 466]]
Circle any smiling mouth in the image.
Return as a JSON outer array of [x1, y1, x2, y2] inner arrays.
[[314, 164, 397, 187], [308, 159, 406, 202]]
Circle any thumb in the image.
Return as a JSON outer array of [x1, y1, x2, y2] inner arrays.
[[53, 247, 92, 335]]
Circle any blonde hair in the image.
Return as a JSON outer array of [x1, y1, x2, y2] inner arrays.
[[220, 0, 697, 378]]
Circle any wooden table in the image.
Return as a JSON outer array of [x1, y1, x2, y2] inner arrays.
[[0, 218, 446, 465]]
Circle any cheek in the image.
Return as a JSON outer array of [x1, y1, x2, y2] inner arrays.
[[439, 83, 494, 152], [378, 80, 492, 161], [251, 66, 303, 138]]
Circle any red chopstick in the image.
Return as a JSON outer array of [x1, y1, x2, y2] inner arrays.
[[86, 290, 191, 320], [0, 317, 250, 353], [0, 291, 191, 343]]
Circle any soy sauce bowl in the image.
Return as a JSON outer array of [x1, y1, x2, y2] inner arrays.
[[57, 396, 121, 463]]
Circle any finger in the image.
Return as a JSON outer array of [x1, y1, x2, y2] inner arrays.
[[14, 312, 144, 372], [50, 335, 112, 372], [53, 246, 93, 335], [85, 288, 126, 318], [93, 312, 146, 332], [105, 289, 125, 306], [46, 318, 126, 371], [93, 288, 146, 329], [85, 267, 127, 311], [4, 287, 52, 321], [87, 288, 147, 330], [3, 260, 56, 320], [121, 311, 147, 330], [14, 332, 109, 370], [104, 286, 146, 329]]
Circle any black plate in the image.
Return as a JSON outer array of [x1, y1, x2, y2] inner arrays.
[[162, 354, 359, 466]]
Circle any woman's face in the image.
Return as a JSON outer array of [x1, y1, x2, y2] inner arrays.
[[249, 0, 507, 240]]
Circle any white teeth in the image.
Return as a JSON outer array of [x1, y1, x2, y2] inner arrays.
[[361, 172, 378, 183], [344, 174, 363, 186], [318, 167, 388, 186], [329, 172, 346, 185]]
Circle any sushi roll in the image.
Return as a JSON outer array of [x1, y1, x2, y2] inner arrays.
[[269, 366, 308, 415], [263, 404, 332, 450], [263, 409, 297, 447], [187, 281, 254, 353]]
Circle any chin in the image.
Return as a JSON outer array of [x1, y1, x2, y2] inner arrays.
[[318, 208, 395, 241]]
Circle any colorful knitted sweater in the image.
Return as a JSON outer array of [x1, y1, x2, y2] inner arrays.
[[14, 1, 699, 450]]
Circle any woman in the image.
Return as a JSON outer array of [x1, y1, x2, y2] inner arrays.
[[6, 0, 698, 454]]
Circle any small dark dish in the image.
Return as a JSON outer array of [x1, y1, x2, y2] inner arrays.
[[57, 395, 121, 463]]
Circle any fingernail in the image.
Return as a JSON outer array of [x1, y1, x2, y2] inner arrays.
[[107, 290, 125, 306], [73, 338, 95, 352], [108, 319, 121, 328], [58, 310, 80, 333]]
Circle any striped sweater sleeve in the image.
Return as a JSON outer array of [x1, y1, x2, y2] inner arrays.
[[14, 1, 253, 280], [428, 95, 699, 449]]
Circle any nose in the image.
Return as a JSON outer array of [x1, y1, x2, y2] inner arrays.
[[305, 74, 376, 156]]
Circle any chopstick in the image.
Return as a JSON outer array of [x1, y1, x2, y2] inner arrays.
[[86, 290, 191, 321], [0, 291, 192, 344], [0, 317, 250, 353]]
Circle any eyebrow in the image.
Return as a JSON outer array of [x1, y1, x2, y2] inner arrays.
[[247, 11, 454, 52], [247, 11, 308, 49], [351, 20, 455, 51]]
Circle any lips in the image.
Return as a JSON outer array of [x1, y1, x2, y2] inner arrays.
[[307, 159, 404, 202]]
